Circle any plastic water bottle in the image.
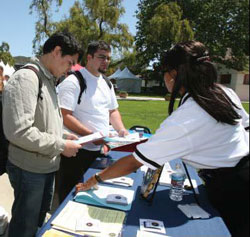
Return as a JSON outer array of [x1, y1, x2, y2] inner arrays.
[[169, 164, 186, 201]]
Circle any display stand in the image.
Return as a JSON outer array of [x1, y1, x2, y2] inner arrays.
[[140, 167, 163, 204]]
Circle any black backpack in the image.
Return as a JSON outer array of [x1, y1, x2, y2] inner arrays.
[[0, 65, 43, 176], [0, 100, 8, 176], [66, 70, 112, 104]]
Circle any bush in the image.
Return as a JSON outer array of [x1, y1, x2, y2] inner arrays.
[[165, 94, 171, 101], [119, 91, 128, 98]]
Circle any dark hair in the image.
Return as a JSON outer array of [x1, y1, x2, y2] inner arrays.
[[43, 32, 83, 62], [0, 66, 3, 71], [87, 41, 111, 57], [161, 41, 241, 125]]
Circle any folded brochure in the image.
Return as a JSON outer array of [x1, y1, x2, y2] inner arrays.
[[51, 201, 125, 237], [73, 132, 104, 145], [74, 184, 135, 211]]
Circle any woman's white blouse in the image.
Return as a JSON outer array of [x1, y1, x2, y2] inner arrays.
[[133, 87, 249, 170]]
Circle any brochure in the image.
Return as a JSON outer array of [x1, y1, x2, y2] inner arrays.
[[105, 132, 149, 151], [51, 201, 125, 237], [140, 167, 163, 201], [159, 163, 199, 194], [73, 132, 104, 146], [74, 184, 135, 211]]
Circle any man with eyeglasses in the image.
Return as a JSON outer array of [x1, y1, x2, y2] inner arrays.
[[57, 40, 128, 203]]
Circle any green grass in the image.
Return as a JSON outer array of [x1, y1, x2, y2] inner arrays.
[[242, 102, 249, 113], [118, 100, 169, 134], [119, 101, 249, 134]]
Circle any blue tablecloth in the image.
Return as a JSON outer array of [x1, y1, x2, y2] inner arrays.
[[37, 151, 230, 237]]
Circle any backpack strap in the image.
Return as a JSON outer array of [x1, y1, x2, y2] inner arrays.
[[20, 65, 43, 101], [68, 71, 87, 104], [103, 74, 112, 89], [67, 71, 112, 105]]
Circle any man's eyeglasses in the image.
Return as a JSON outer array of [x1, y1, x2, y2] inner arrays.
[[95, 55, 111, 62]]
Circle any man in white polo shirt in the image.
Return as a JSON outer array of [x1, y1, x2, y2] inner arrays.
[[57, 41, 128, 202]]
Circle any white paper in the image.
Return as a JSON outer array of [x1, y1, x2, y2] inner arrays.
[[159, 163, 174, 186], [103, 176, 134, 187], [51, 201, 125, 237], [75, 184, 135, 209], [73, 132, 104, 145], [75, 218, 101, 232], [159, 163, 199, 194], [140, 219, 166, 234], [178, 204, 210, 219], [106, 132, 141, 143]]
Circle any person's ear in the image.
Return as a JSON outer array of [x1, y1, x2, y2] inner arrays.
[[87, 54, 93, 62], [171, 69, 177, 78], [53, 46, 62, 58]]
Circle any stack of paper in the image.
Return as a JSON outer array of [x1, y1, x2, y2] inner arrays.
[[158, 163, 174, 186], [73, 132, 104, 145], [159, 163, 199, 194], [105, 132, 141, 143], [74, 184, 135, 211], [105, 132, 148, 150], [42, 229, 74, 237], [51, 201, 126, 237], [178, 204, 210, 219], [103, 176, 134, 187]]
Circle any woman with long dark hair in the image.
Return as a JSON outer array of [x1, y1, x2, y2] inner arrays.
[[76, 41, 249, 236]]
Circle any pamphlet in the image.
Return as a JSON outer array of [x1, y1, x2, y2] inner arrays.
[[159, 163, 199, 194], [105, 132, 148, 150], [140, 167, 163, 201], [42, 228, 74, 237], [73, 132, 104, 146], [139, 219, 166, 234], [51, 201, 125, 237], [74, 184, 135, 211], [103, 176, 134, 187], [177, 203, 210, 219]]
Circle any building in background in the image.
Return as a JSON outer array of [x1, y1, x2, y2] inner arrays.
[[216, 64, 249, 101]]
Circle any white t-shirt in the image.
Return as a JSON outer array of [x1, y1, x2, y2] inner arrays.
[[134, 87, 249, 170], [58, 68, 118, 151]]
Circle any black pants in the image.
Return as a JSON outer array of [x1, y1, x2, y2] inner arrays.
[[199, 155, 249, 237], [57, 149, 102, 203]]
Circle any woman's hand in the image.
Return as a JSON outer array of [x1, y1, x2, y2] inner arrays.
[[75, 176, 98, 193]]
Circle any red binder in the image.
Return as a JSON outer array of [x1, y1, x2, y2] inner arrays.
[[111, 139, 148, 152]]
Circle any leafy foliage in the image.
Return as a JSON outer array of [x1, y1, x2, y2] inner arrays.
[[180, 0, 249, 71], [136, 0, 249, 71], [30, 0, 134, 63], [0, 42, 15, 66], [135, 0, 194, 68], [30, 0, 63, 54]]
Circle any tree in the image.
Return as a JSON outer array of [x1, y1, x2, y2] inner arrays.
[[0, 42, 15, 66], [110, 47, 139, 74], [135, 1, 194, 68], [135, 1, 194, 89], [179, 0, 249, 71], [30, 0, 63, 54], [30, 0, 134, 62], [136, 0, 249, 71]]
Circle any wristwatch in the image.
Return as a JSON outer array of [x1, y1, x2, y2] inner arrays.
[[94, 173, 104, 183]]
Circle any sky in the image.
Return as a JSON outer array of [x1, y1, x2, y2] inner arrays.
[[0, 0, 139, 57]]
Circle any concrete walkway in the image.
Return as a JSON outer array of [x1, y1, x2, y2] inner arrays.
[[0, 173, 56, 237], [0, 173, 13, 236]]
